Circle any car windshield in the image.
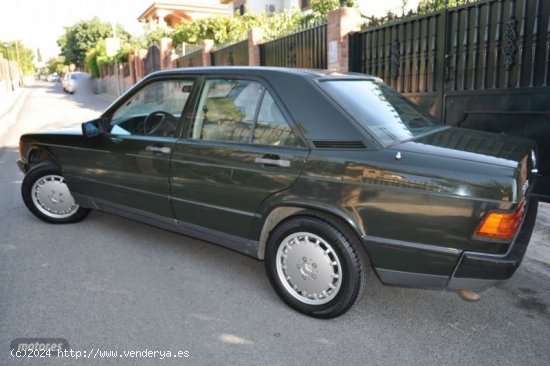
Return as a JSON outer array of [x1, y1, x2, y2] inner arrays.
[[320, 79, 446, 146]]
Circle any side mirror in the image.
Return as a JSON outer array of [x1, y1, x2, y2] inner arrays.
[[82, 118, 105, 138]]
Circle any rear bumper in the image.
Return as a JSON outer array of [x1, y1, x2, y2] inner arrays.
[[447, 197, 539, 290]]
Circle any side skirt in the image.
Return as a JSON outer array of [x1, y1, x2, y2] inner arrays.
[[375, 268, 449, 289], [73, 193, 260, 258]]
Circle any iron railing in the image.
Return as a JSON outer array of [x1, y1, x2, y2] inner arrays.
[[211, 40, 249, 66], [260, 23, 327, 69]]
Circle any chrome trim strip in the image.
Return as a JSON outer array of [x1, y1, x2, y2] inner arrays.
[[365, 235, 462, 255], [124, 153, 167, 160], [39, 143, 111, 154], [73, 176, 168, 199], [170, 158, 298, 177], [170, 196, 260, 218]]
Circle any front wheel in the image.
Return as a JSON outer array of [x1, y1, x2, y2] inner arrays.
[[21, 162, 90, 224], [265, 214, 367, 318]]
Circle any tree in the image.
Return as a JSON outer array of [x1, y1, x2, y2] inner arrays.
[[1, 40, 35, 75], [302, 0, 357, 24], [57, 17, 131, 68], [417, 0, 471, 12], [45, 56, 66, 75]]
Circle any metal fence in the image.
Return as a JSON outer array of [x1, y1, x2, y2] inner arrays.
[[211, 40, 249, 66], [349, 0, 550, 198], [260, 23, 327, 68], [174, 49, 203, 68]]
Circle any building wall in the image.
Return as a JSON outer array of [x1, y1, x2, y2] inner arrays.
[[357, 0, 421, 17], [224, 0, 421, 16]]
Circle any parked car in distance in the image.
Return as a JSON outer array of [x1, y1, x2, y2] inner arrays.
[[17, 67, 539, 318], [62, 71, 91, 94], [46, 73, 60, 82]]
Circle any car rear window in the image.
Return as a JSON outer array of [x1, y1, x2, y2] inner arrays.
[[319, 79, 446, 146]]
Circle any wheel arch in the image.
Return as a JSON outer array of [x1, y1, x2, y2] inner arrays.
[[27, 146, 56, 168], [256, 203, 366, 260]]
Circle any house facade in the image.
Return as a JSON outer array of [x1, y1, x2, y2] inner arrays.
[[138, 1, 231, 29]]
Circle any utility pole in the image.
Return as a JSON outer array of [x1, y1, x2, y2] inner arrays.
[[14, 40, 20, 65], [109, 23, 122, 96], [3, 42, 14, 91]]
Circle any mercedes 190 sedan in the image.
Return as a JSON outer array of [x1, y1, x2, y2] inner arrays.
[[17, 67, 539, 318]]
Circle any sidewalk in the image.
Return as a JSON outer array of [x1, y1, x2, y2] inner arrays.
[[0, 88, 24, 120]]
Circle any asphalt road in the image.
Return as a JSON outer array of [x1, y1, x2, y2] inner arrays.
[[1, 82, 549, 365]]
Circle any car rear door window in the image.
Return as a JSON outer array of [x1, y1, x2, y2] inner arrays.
[[253, 91, 298, 146], [192, 78, 298, 147]]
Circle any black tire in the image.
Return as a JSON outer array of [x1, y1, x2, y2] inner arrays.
[[265, 214, 367, 318], [21, 162, 90, 224]]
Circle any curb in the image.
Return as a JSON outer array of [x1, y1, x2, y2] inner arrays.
[[0, 88, 29, 147], [0, 88, 25, 120]]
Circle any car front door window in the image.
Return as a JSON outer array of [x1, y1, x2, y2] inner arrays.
[[110, 79, 193, 137]]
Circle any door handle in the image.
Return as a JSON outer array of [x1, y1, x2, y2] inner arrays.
[[146, 145, 171, 154], [254, 155, 291, 168]]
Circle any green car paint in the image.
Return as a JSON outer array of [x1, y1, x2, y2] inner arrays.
[[17, 67, 539, 292]]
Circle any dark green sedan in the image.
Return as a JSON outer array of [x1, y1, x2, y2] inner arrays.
[[17, 67, 539, 318]]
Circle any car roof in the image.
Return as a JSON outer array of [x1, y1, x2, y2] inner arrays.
[[146, 66, 376, 80], [132, 67, 380, 147]]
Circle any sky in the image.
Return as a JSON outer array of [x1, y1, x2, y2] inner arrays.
[[0, 0, 419, 62], [0, 0, 153, 60]]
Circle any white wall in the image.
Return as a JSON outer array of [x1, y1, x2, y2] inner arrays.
[[240, 0, 421, 17], [357, 0, 421, 17], [245, 0, 301, 14]]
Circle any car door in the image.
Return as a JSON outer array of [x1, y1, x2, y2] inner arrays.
[[77, 78, 196, 218], [170, 77, 310, 239]]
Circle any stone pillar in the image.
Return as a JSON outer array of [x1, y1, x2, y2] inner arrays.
[[160, 37, 173, 70], [202, 40, 214, 67], [248, 27, 264, 66], [327, 7, 362, 72]]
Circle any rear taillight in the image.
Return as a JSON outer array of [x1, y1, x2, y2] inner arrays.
[[475, 200, 527, 240], [18, 139, 23, 156]]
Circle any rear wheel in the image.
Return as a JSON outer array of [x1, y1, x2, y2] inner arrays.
[[21, 162, 90, 224], [265, 214, 367, 318]]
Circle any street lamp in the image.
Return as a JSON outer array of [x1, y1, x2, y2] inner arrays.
[[3, 42, 14, 91]]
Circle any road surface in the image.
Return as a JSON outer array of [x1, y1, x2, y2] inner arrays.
[[1, 82, 549, 365]]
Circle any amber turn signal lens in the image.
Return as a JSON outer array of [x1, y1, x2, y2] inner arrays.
[[475, 201, 526, 240]]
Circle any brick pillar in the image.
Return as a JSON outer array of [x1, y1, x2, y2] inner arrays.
[[160, 37, 173, 70], [136, 49, 148, 81], [327, 7, 362, 72], [202, 40, 214, 67], [248, 27, 264, 66], [129, 53, 136, 84]]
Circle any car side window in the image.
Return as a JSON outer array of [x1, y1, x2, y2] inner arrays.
[[192, 78, 299, 147], [110, 79, 193, 137], [192, 79, 263, 143], [253, 92, 298, 146]]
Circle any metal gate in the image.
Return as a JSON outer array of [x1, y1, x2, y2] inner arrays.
[[260, 23, 327, 68], [211, 40, 249, 66], [349, 0, 550, 200], [143, 45, 161, 76]]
